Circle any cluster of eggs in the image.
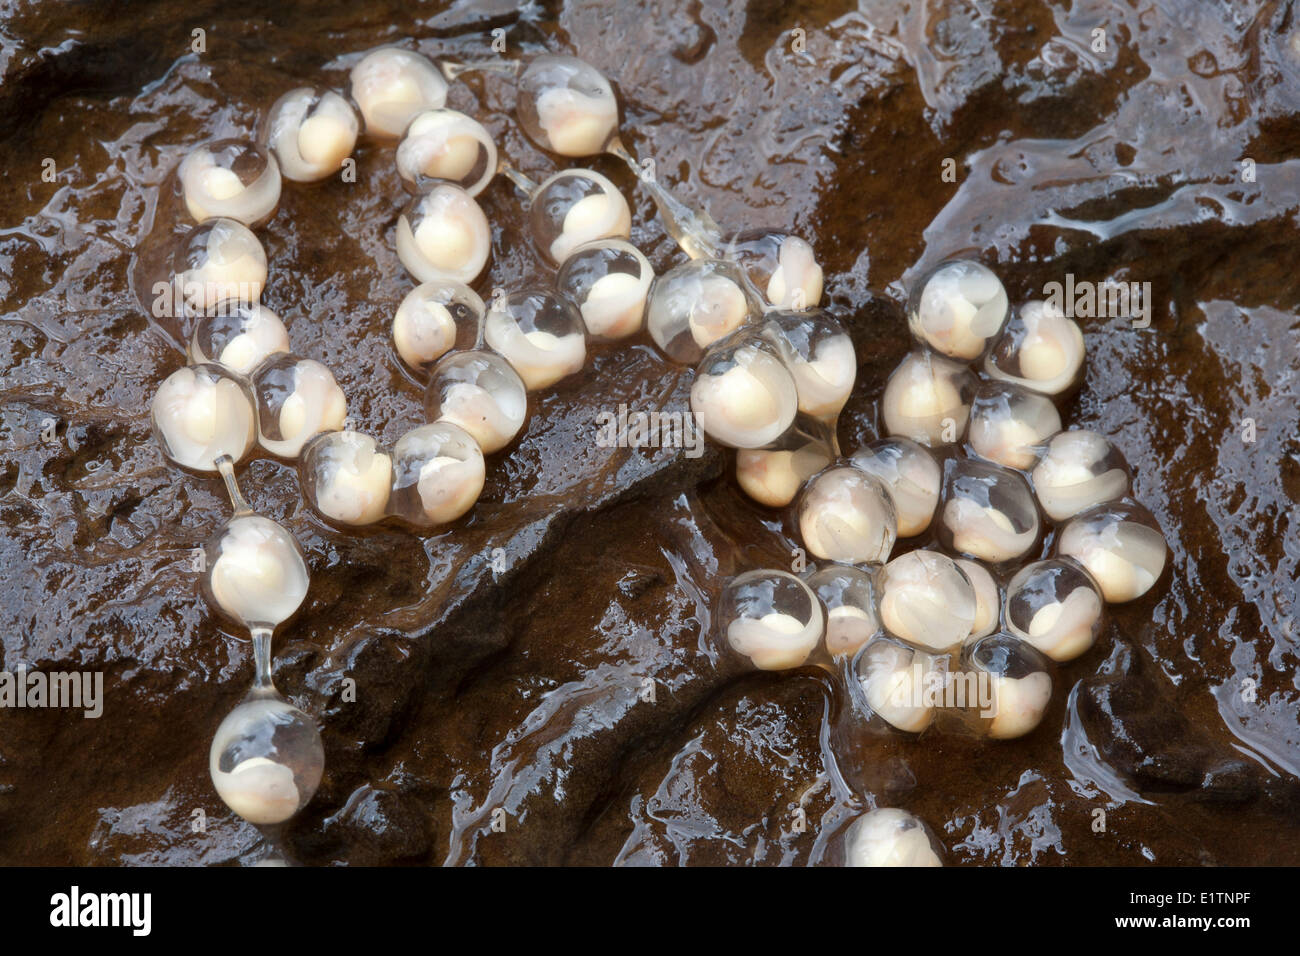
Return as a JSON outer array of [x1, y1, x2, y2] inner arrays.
[[709, 259, 1169, 865]]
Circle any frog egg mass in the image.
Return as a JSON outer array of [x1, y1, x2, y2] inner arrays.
[[690, 336, 798, 448], [392, 280, 485, 372], [647, 258, 759, 364], [1031, 429, 1131, 521], [252, 354, 348, 458], [985, 299, 1086, 396], [264, 87, 360, 182], [842, 808, 943, 867], [849, 437, 940, 537], [179, 140, 281, 227], [188, 303, 289, 375], [966, 633, 1053, 740], [484, 289, 587, 390], [808, 565, 880, 658], [516, 54, 619, 157], [396, 109, 496, 196], [396, 183, 491, 285], [718, 569, 824, 671], [389, 422, 485, 526], [301, 430, 394, 526], [424, 349, 528, 453], [878, 550, 976, 652], [210, 695, 324, 825], [881, 350, 976, 447], [939, 458, 1041, 564], [555, 239, 653, 340], [797, 466, 898, 564], [1056, 502, 1168, 603], [907, 258, 1009, 360], [968, 381, 1062, 470], [174, 218, 268, 316], [1005, 558, 1103, 661], [151, 364, 256, 471], [205, 515, 310, 629], [761, 311, 856, 420], [349, 46, 448, 139], [530, 169, 631, 265]]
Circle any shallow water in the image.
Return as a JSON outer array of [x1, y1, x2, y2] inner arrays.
[[0, 0, 1298, 864]]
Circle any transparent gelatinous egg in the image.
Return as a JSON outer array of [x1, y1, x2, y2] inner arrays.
[[760, 310, 856, 420], [396, 183, 491, 285], [188, 302, 290, 375], [251, 354, 348, 459], [483, 289, 587, 390], [388, 421, 485, 526], [955, 558, 999, 641], [151, 364, 257, 472], [173, 218, 267, 317], [717, 569, 823, 671], [967, 380, 1062, 471], [210, 692, 324, 825], [965, 633, 1053, 740], [1055, 502, 1167, 603], [690, 335, 798, 448], [841, 807, 943, 867], [423, 349, 528, 453], [203, 515, 309, 630], [1030, 429, 1131, 522], [179, 140, 281, 227], [853, 636, 936, 733], [264, 87, 360, 182], [555, 239, 653, 341], [646, 258, 761, 364], [906, 258, 1009, 360], [300, 430, 393, 527], [349, 46, 448, 139], [985, 299, 1085, 396], [877, 549, 976, 652], [530, 169, 631, 265], [807, 565, 880, 658], [939, 458, 1041, 564], [728, 231, 824, 310], [881, 350, 976, 447], [849, 437, 940, 537], [396, 109, 496, 196], [516, 54, 619, 157], [735, 438, 832, 508], [1005, 558, 1103, 661], [392, 280, 485, 373], [797, 465, 898, 565]]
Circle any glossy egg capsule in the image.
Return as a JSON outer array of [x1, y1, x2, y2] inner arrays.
[[396, 183, 491, 286], [396, 109, 497, 196], [965, 633, 1053, 740], [807, 565, 880, 658], [392, 280, 485, 374], [877, 549, 976, 652], [727, 231, 824, 310], [178, 140, 281, 227], [955, 557, 1000, 641], [880, 349, 976, 447], [1030, 429, 1131, 522], [759, 310, 856, 421], [348, 46, 448, 140], [202, 514, 310, 631], [967, 380, 1062, 471], [250, 354, 348, 459], [483, 289, 587, 390], [985, 299, 1085, 396], [906, 258, 1009, 360], [173, 218, 267, 317], [555, 239, 653, 341], [690, 332, 798, 448], [188, 303, 289, 375], [1055, 501, 1167, 603], [263, 87, 359, 182], [388, 421, 486, 526], [152, 364, 257, 472], [516, 54, 619, 157], [717, 569, 824, 671], [210, 691, 324, 825], [840, 807, 943, 867], [423, 349, 528, 454], [300, 430, 393, 527], [853, 636, 937, 734], [735, 434, 832, 508], [530, 169, 631, 266], [849, 437, 941, 538], [646, 257, 762, 364], [938, 458, 1041, 565], [1005, 558, 1104, 661], [797, 465, 898, 565]]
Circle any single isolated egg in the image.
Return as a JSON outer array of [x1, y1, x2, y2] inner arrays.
[[300, 430, 394, 527], [210, 693, 324, 825], [516, 54, 619, 157], [690, 333, 799, 449], [151, 363, 257, 472], [1030, 429, 1131, 522], [555, 238, 653, 341], [877, 549, 977, 652], [396, 183, 491, 286], [985, 299, 1086, 396], [251, 354, 348, 459], [938, 458, 1041, 565], [349, 46, 449, 139], [264, 87, 359, 182], [529, 169, 631, 266], [179, 140, 281, 226], [388, 421, 486, 526], [841, 808, 943, 867], [1055, 501, 1167, 603], [392, 280, 485, 373], [646, 258, 761, 364], [424, 348, 529, 454], [483, 289, 587, 390], [881, 350, 976, 447], [906, 258, 1009, 360], [1005, 557, 1104, 661], [797, 465, 898, 565], [204, 515, 310, 630], [717, 569, 824, 671]]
